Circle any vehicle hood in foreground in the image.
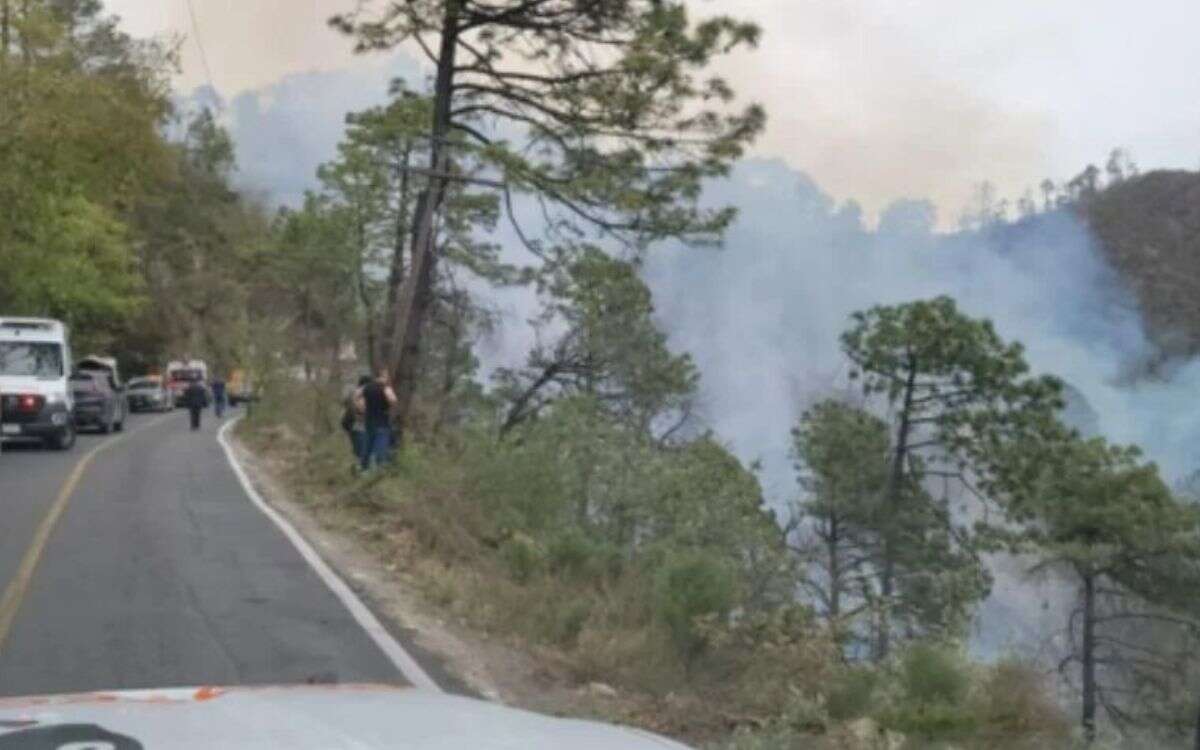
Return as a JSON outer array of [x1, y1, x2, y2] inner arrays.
[[0, 684, 691, 749]]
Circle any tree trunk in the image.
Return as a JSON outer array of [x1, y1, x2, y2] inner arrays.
[[434, 304, 464, 435], [1192, 696, 1200, 750], [827, 515, 842, 643], [355, 215, 378, 371], [499, 363, 561, 438], [877, 360, 918, 662], [385, 1, 460, 441], [392, 230, 437, 428], [1, 0, 10, 68], [380, 143, 413, 365], [17, 0, 28, 65], [1082, 571, 1097, 745]]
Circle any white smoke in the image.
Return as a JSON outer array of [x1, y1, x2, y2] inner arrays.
[[645, 159, 1200, 494], [643, 158, 1200, 656]]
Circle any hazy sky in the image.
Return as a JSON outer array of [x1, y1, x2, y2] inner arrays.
[[106, 0, 1200, 218]]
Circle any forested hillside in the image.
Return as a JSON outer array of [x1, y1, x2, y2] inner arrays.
[[1082, 170, 1200, 362], [0, 0, 275, 374]]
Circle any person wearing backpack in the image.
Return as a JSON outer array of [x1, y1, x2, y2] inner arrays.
[[354, 369, 397, 471], [341, 375, 370, 467]]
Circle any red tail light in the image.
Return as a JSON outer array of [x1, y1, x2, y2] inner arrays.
[[16, 394, 44, 413]]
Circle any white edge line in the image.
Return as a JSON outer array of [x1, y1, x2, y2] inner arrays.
[[216, 416, 443, 693]]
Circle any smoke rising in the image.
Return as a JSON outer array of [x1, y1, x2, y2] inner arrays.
[[642, 158, 1200, 655], [645, 158, 1199, 494]]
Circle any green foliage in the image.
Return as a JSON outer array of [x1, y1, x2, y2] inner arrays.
[[329, 0, 764, 435], [496, 248, 699, 437], [653, 551, 737, 658], [1, 194, 144, 330], [900, 643, 972, 707], [303, 90, 508, 425], [536, 597, 592, 648], [985, 429, 1200, 738], [500, 533, 544, 584], [1, 3, 280, 372], [836, 297, 1063, 658], [790, 400, 891, 648], [969, 661, 1072, 748], [449, 392, 778, 666], [0, 0, 172, 342], [869, 644, 977, 740], [825, 666, 882, 721], [256, 193, 362, 376], [841, 296, 1064, 465], [546, 528, 622, 582], [332, 1, 764, 249]]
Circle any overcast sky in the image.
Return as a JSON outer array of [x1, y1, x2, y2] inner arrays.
[[107, 0, 1200, 218]]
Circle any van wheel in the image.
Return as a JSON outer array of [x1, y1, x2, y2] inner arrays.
[[48, 424, 75, 451], [115, 408, 125, 432]]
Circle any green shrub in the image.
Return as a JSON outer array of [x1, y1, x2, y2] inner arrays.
[[539, 598, 592, 647], [500, 533, 544, 584], [900, 642, 971, 707], [653, 552, 736, 658], [968, 660, 1071, 748], [825, 666, 880, 721], [880, 700, 977, 740], [874, 642, 977, 741], [464, 432, 569, 535], [546, 528, 623, 581]]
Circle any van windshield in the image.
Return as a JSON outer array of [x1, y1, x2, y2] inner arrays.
[[0, 342, 64, 378]]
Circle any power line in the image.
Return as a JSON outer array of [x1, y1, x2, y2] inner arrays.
[[184, 0, 216, 94]]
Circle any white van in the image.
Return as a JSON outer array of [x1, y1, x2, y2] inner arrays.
[[166, 359, 210, 407], [0, 318, 76, 449]]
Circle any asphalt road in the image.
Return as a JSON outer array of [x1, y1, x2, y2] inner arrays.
[[0, 409, 406, 697]]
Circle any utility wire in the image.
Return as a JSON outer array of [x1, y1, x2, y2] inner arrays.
[[184, 0, 216, 95]]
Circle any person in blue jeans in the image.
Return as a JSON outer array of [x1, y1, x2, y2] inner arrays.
[[211, 377, 228, 419], [354, 369, 397, 471]]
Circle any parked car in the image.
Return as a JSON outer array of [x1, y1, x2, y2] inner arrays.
[[0, 317, 75, 450], [127, 376, 173, 412], [71, 370, 126, 433]]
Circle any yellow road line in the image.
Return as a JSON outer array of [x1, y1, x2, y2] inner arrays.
[[0, 415, 173, 652]]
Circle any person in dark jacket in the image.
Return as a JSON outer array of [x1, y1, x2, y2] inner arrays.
[[183, 380, 207, 431], [353, 369, 397, 470]]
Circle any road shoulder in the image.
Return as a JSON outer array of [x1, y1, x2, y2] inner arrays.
[[224, 423, 506, 700]]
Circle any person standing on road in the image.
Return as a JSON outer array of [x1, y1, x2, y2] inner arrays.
[[354, 369, 397, 471], [183, 380, 207, 431], [341, 375, 370, 467], [211, 376, 228, 419]]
